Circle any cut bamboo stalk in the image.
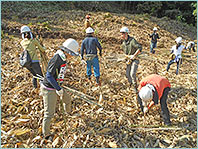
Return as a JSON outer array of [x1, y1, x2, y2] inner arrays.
[[130, 127, 182, 131], [63, 85, 95, 100]]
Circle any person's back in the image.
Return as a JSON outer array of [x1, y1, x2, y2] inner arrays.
[[80, 27, 102, 86], [82, 36, 101, 55], [186, 41, 195, 52], [20, 25, 45, 89]]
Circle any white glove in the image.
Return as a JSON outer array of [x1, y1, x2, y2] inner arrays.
[[143, 107, 149, 114], [81, 60, 87, 65], [129, 55, 135, 60], [56, 89, 64, 97]]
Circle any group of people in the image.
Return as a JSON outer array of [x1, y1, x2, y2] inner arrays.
[[148, 26, 195, 75], [19, 14, 195, 140], [20, 23, 103, 140]]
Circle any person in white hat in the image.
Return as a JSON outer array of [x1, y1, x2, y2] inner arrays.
[[186, 41, 196, 52], [166, 37, 185, 75], [81, 27, 102, 86], [138, 74, 171, 126], [148, 27, 160, 54], [120, 26, 142, 93], [20, 25, 46, 89], [40, 38, 79, 140]]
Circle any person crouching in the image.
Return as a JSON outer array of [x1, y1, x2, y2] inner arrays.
[[137, 74, 171, 126]]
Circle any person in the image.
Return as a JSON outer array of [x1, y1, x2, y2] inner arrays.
[[137, 74, 171, 126], [40, 38, 79, 139], [80, 27, 102, 86], [120, 27, 142, 93], [186, 41, 196, 52], [166, 37, 185, 75], [20, 25, 46, 89], [84, 14, 91, 29], [148, 27, 160, 54]]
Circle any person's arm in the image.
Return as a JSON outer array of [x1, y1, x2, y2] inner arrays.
[[148, 88, 159, 110], [127, 38, 142, 59], [147, 101, 154, 110], [80, 41, 85, 59], [148, 33, 153, 38], [170, 46, 174, 54], [96, 38, 102, 56], [45, 55, 62, 90], [46, 71, 61, 91], [137, 94, 144, 113], [157, 33, 160, 39], [133, 49, 141, 57], [34, 39, 46, 52]]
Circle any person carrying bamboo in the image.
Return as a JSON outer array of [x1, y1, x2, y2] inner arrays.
[[137, 74, 171, 126], [84, 14, 91, 29], [166, 37, 185, 75], [148, 27, 160, 54], [40, 38, 79, 140], [81, 27, 102, 86], [20, 25, 46, 89], [120, 27, 142, 93]]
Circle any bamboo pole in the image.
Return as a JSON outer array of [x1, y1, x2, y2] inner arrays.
[[63, 85, 95, 100], [130, 127, 182, 131], [62, 86, 103, 108], [56, 69, 68, 135]]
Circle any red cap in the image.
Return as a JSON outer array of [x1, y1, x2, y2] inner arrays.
[[86, 15, 90, 19]]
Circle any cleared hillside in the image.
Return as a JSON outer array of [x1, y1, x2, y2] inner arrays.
[[1, 2, 197, 148]]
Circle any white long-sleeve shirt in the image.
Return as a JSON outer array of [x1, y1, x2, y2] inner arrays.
[[170, 44, 185, 59]]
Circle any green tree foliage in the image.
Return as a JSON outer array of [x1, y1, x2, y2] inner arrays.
[[192, 3, 197, 22], [117, 1, 197, 26]]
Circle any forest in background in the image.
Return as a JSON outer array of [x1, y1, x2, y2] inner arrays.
[[2, 1, 197, 26], [72, 1, 197, 26]]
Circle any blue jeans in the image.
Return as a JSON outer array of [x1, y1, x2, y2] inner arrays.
[[166, 59, 180, 75], [150, 42, 157, 53], [86, 57, 100, 78]]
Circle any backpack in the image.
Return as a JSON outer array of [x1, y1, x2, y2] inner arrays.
[[19, 50, 32, 68], [19, 41, 32, 68]]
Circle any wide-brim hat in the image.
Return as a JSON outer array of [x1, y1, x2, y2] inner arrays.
[[59, 38, 79, 56], [59, 46, 79, 56]]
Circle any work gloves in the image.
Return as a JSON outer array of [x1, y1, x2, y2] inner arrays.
[[56, 88, 64, 97], [81, 59, 87, 65], [125, 55, 135, 64], [125, 55, 135, 60], [143, 107, 149, 114]]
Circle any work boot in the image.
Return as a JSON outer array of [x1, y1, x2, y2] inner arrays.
[[33, 78, 38, 89], [87, 75, 91, 80], [164, 121, 172, 126], [44, 134, 54, 142], [96, 76, 101, 86]]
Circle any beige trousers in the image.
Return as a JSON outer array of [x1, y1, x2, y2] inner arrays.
[[41, 88, 71, 136]]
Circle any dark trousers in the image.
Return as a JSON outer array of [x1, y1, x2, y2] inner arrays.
[[160, 87, 171, 125], [188, 46, 195, 52], [166, 59, 181, 75], [27, 62, 43, 88]]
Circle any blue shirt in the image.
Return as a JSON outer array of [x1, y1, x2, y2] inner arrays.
[[81, 35, 102, 59]]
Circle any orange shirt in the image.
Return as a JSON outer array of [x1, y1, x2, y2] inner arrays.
[[138, 74, 171, 100]]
